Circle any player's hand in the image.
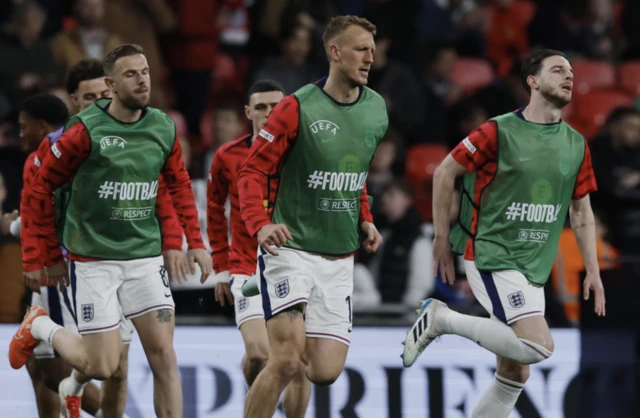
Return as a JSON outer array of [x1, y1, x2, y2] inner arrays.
[[433, 235, 455, 285], [187, 248, 212, 283], [163, 249, 189, 283], [1, 210, 19, 236], [215, 282, 234, 307], [257, 223, 293, 256], [23, 269, 44, 294], [360, 221, 383, 253], [583, 271, 606, 317], [45, 260, 69, 291]]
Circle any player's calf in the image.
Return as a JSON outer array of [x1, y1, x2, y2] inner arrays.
[[242, 353, 268, 387], [304, 337, 348, 386]]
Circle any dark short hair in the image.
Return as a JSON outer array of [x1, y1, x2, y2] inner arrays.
[[604, 106, 640, 127], [247, 80, 286, 103], [103, 44, 145, 75], [65, 58, 105, 94], [520, 49, 568, 93], [322, 15, 376, 49], [19, 93, 69, 127]]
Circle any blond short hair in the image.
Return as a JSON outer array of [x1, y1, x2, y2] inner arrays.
[[322, 15, 377, 50]]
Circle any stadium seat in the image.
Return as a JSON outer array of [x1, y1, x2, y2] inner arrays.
[[571, 60, 615, 95], [405, 144, 450, 222], [405, 144, 450, 182], [617, 61, 640, 95], [452, 58, 496, 94], [571, 88, 634, 138], [511, 0, 536, 24]]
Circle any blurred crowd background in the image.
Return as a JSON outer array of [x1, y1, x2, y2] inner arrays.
[[1, 0, 640, 331]]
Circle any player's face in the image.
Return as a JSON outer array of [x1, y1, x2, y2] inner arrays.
[[534, 55, 573, 108], [107, 54, 150, 110], [245, 91, 284, 132], [72, 77, 110, 111], [18, 111, 47, 150], [333, 25, 375, 86]]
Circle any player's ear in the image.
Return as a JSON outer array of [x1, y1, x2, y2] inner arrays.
[[328, 43, 340, 62], [104, 76, 115, 93], [527, 75, 538, 91], [244, 104, 252, 121], [70, 94, 79, 108]]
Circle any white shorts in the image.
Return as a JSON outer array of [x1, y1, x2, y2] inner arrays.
[[465, 259, 545, 325], [32, 285, 78, 359], [70, 256, 175, 335], [230, 274, 264, 328], [259, 247, 353, 346]]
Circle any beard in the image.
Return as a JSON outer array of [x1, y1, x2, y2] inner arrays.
[[119, 91, 149, 110], [540, 84, 570, 108]]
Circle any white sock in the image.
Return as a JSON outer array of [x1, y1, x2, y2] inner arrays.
[[31, 316, 63, 345], [439, 310, 552, 365], [472, 374, 525, 418], [64, 370, 88, 396], [95, 410, 103, 418]]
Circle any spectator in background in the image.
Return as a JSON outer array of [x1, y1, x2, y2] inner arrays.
[[366, 180, 435, 309], [367, 24, 425, 141], [583, 0, 615, 61], [621, 0, 640, 59], [591, 107, 640, 255], [252, 24, 320, 96], [366, 126, 402, 229], [417, 0, 488, 58], [202, 101, 247, 177], [551, 210, 619, 326], [105, 0, 175, 109], [419, 40, 465, 144], [364, 0, 421, 66], [486, 0, 531, 78], [471, 58, 529, 119], [164, 0, 216, 136], [0, 1, 60, 106], [51, 0, 122, 75], [447, 99, 488, 149]]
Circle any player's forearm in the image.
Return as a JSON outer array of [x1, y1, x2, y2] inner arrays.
[[358, 184, 374, 224], [207, 204, 231, 272], [570, 201, 599, 274], [237, 170, 271, 237], [432, 164, 457, 238]]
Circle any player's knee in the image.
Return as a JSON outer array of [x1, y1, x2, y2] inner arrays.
[[86, 361, 118, 380], [243, 352, 268, 383], [271, 355, 304, 383], [146, 345, 178, 378], [306, 365, 342, 387], [497, 363, 530, 384]]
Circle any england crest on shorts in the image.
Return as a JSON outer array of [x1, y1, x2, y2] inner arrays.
[[507, 291, 525, 308], [275, 279, 290, 298], [81, 304, 94, 322], [238, 297, 249, 312]]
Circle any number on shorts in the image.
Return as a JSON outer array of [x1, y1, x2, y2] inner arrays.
[[345, 295, 352, 324], [159, 266, 170, 288]]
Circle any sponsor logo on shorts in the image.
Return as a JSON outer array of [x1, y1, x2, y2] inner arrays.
[[307, 170, 367, 191], [259, 129, 274, 142], [517, 229, 550, 243], [505, 202, 562, 223], [462, 137, 476, 154], [110, 206, 154, 221], [82, 304, 94, 322], [98, 180, 159, 201], [100, 136, 127, 150], [507, 291, 525, 308], [237, 297, 248, 312], [274, 279, 290, 298], [318, 197, 358, 212]]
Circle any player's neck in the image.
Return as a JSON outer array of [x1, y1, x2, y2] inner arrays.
[[522, 97, 563, 124], [323, 72, 360, 104], [108, 98, 142, 123]]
